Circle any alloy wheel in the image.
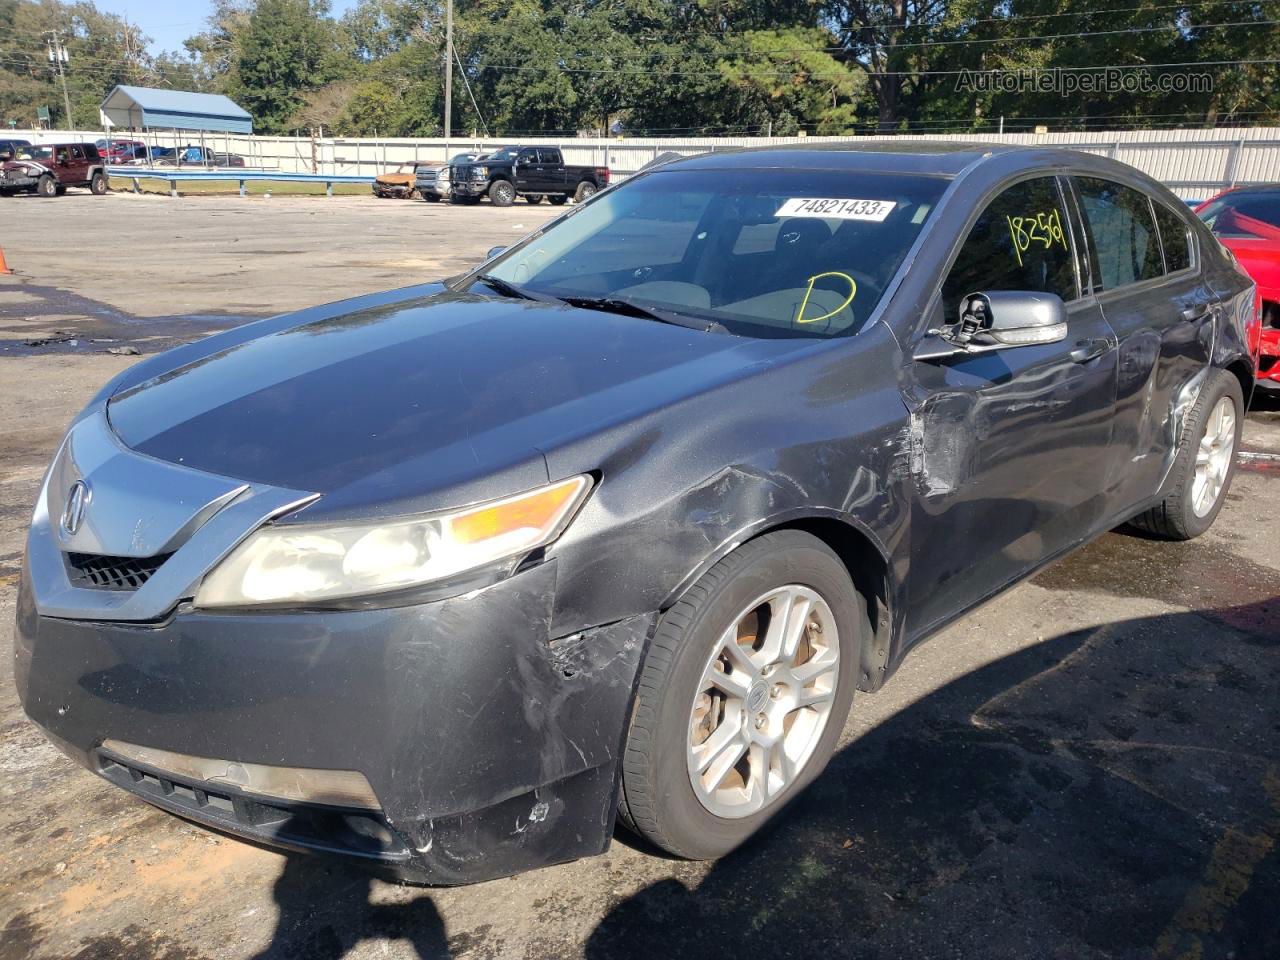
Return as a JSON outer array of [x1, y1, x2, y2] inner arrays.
[[1192, 395, 1236, 517], [686, 585, 839, 819]]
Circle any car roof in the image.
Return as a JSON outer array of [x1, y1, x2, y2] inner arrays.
[[661, 140, 1035, 177]]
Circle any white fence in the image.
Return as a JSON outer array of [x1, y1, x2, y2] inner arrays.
[[13, 126, 1280, 198]]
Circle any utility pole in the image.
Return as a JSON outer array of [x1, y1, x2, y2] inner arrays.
[[45, 31, 72, 130], [444, 0, 453, 144]]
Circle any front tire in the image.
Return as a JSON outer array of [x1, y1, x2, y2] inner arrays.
[[549, 194, 568, 206], [620, 530, 862, 859], [36, 175, 56, 198], [489, 179, 516, 207], [1127, 368, 1243, 540]]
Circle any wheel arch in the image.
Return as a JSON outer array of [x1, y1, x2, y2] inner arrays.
[[1223, 355, 1256, 411], [661, 510, 896, 692]]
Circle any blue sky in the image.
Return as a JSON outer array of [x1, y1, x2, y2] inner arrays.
[[93, 0, 358, 55]]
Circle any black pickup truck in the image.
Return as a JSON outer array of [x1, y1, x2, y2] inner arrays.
[[449, 145, 610, 206]]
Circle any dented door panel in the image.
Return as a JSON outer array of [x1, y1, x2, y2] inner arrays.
[[903, 297, 1118, 637], [1096, 274, 1218, 506]]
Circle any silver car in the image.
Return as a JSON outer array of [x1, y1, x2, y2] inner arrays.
[[416, 152, 484, 202]]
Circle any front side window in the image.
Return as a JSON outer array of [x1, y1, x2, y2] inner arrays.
[[539, 149, 562, 164], [479, 168, 949, 339], [1153, 202, 1192, 272], [941, 177, 1078, 320], [1075, 177, 1163, 291]]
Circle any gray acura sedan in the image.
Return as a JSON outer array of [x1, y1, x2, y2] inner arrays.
[[15, 142, 1255, 885]]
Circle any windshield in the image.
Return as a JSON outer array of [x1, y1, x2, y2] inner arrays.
[[479, 168, 948, 339], [483, 147, 518, 162], [1198, 191, 1280, 241], [16, 145, 51, 161]]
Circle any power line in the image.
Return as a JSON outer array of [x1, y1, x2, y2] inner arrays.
[[472, 56, 1280, 80]]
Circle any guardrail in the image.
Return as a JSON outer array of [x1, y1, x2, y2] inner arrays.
[[108, 167, 375, 197]]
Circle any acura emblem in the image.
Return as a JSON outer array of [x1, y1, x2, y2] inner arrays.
[[61, 480, 90, 536]]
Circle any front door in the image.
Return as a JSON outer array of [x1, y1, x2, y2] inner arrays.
[[514, 148, 541, 191], [904, 174, 1119, 638]]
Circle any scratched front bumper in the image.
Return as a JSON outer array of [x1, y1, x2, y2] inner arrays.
[[14, 559, 655, 885]]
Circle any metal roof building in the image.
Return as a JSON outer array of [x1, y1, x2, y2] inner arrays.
[[99, 86, 253, 134]]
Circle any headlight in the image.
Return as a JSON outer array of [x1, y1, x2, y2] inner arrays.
[[194, 475, 592, 608], [473, 166, 488, 179]]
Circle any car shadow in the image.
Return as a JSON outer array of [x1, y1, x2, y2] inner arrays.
[[247, 855, 450, 960], [585, 598, 1279, 960], [245, 596, 1277, 960]]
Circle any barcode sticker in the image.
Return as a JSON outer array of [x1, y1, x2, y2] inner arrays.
[[775, 197, 896, 222]]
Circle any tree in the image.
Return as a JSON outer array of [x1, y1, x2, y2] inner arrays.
[[223, 0, 353, 133]]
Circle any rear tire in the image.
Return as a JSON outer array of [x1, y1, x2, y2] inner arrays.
[[574, 180, 598, 203], [619, 530, 862, 859], [36, 175, 56, 198], [423, 193, 440, 202], [525, 193, 543, 204], [549, 195, 568, 206], [1127, 368, 1243, 540], [489, 179, 516, 207], [90, 172, 107, 195]]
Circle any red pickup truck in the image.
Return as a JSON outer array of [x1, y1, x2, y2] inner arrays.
[[0, 142, 107, 197]]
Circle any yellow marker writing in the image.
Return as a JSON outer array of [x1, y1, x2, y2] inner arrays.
[[795, 272, 857, 325]]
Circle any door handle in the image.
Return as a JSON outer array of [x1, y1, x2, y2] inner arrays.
[[1181, 303, 1212, 322], [1069, 338, 1110, 364]]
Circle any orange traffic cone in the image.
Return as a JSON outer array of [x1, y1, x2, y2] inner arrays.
[[0, 246, 11, 275]]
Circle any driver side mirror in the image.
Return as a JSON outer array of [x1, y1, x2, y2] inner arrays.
[[915, 291, 1068, 361]]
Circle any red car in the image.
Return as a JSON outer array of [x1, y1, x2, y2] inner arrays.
[[1196, 187, 1280, 392]]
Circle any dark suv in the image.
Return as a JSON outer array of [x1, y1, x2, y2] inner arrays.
[[0, 142, 107, 197]]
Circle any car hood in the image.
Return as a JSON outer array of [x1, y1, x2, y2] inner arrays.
[[107, 292, 797, 520]]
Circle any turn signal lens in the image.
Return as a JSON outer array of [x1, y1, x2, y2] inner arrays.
[[194, 475, 592, 608]]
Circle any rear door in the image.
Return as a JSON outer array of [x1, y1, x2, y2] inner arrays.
[[538, 149, 568, 191], [904, 174, 1119, 637], [1069, 176, 1218, 511]]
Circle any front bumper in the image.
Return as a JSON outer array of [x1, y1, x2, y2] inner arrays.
[[15, 559, 655, 884], [450, 180, 489, 198]]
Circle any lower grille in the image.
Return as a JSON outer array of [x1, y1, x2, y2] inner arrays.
[[66, 552, 171, 590], [96, 752, 408, 860]]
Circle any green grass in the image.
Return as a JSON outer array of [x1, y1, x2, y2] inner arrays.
[[109, 176, 371, 197]]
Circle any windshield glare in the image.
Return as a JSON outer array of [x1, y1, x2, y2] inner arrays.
[[1198, 192, 1280, 240], [482, 168, 948, 339], [484, 147, 518, 162]]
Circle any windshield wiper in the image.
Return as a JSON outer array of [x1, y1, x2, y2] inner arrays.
[[561, 295, 727, 333], [470, 274, 559, 303]]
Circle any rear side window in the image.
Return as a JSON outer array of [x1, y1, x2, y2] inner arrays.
[[1153, 202, 1192, 272], [941, 176, 1077, 319], [1074, 177, 1163, 291]]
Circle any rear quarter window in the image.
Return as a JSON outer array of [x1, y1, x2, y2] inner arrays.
[[1153, 202, 1192, 273]]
